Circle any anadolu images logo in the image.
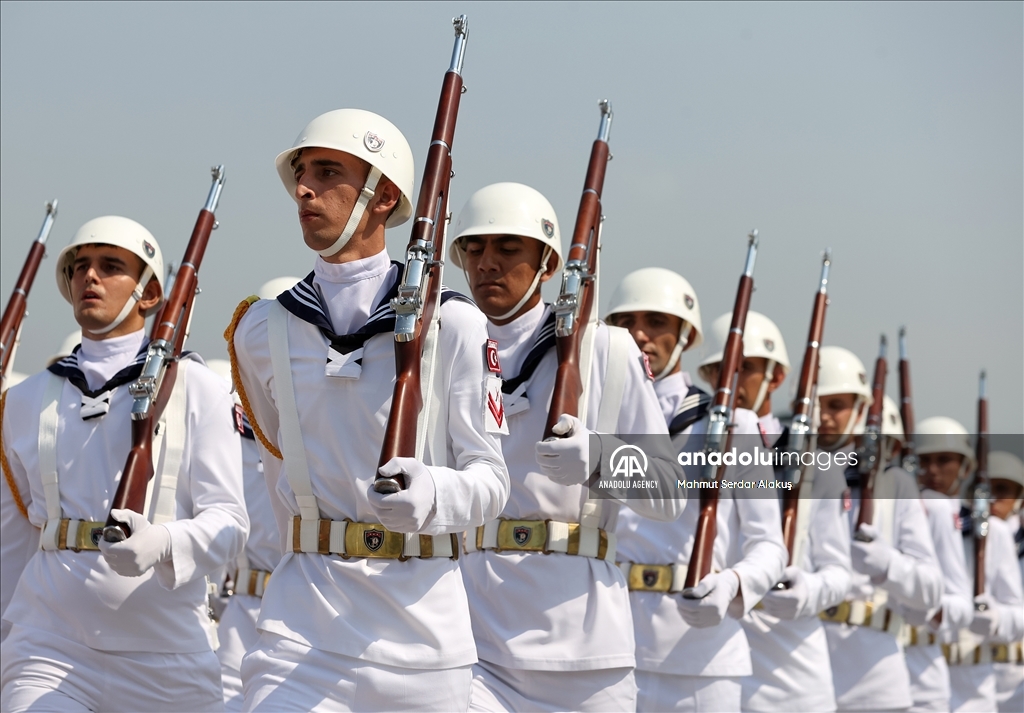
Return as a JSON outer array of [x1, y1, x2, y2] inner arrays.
[[609, 444, 648, 479]]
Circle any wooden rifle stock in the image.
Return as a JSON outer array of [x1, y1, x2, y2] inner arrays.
[[780, 251, 831, 564], [972, 370, 989, 602], [103, 168, 225, 540], [854, 335, 888, 538], [683, 231, 759, 592], [374, 16, 469, 493], [1, 201, 58, 382], [898, 327, 916, 471], [545, 101, 612, 438]]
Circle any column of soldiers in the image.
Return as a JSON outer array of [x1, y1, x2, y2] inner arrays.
[[1, 103, 1022, 713]]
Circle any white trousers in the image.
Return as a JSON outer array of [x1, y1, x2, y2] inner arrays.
[[468, 659, 635, 712], [635, 671, 741, 713], [241, 631, 472, 712], [993, 662, 1023, 713], [905, 644, 950, 712], [949, 664, 996, 713], [216, 594, 262, 712], [0, 624, 222, 712]]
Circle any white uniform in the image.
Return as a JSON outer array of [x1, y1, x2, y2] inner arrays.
[[617, 371, 788, 712], [232, 251, 509, 711], [218, 428, 282, 711], [905, 491, 972, 712], [993, 518, 1023, 713], [0, 330, 248, 712], [949, 514, 1024, 712], [461, 303, 680, 712], [824, 453, 943, 711], [740, 414, 852, 712]]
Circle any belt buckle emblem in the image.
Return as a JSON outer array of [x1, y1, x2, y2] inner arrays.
[[513, 526, 531, 546], [642, 569, 659, 588], [364, 528, 385, 552]]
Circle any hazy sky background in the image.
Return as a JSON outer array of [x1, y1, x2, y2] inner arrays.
[[2, 2, 1021, 433]]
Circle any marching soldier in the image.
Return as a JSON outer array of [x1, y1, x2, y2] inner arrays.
[[608, 269, 787, 712], [903, 415, 973, 712], [700, 312, 853, 712], [814, 346, 943, 712], [229, 109, 509, 711], [450, 183, 681, 712], [986, 450, 1024, 712], [0, 217, 248, 711], [917, 420, 1024, 712]]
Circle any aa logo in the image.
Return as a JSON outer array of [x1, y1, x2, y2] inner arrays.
[[609, 444, 648, 479]]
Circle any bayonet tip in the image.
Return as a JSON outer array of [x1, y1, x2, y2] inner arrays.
[[46, 199, 58, 215], [211, 165, 225, 182], [452, 14, 468, 34], [748, 228, 759, 245], [599, 99, 612, 115], [899, 326, 906, 338], [822, 248, 831, 264]]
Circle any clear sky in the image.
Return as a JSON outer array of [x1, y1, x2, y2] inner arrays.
[[2, 1, 1021, 433]]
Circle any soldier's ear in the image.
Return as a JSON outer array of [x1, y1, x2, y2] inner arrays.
[[768, 364, 787, 393], [138, 278, 162, 313], [373, 178, 401, 217], [542, 249, 559, 279]]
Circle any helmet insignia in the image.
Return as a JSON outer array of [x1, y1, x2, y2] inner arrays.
[[684, 294, 695, 310], [763, 338, 774, 352], [143, 240, 156, 258], [541, 219, 555, 239], [364, 131, 385, 153], [858, 372, 867, 385]]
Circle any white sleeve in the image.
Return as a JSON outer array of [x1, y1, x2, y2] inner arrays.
[[802, 495, 853, 614], [881, 474, 943, 611], [421, 301, 509, 535], [1, 410, 38, 638], [154, 366, 249, 590]]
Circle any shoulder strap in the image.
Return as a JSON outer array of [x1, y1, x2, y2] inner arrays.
[[267, 301, 320, 529], [148, 360, 188, 525], [595, 326, 631, 435], [874, 467, 898, 546], [38, 373, 65, 549]]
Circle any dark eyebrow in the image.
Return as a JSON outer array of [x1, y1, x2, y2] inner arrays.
[[310, 158, 345, 168]]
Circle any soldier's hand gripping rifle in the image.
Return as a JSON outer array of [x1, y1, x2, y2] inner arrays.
[[682, 231, 760, 595], [853, 335, 888, 542], [779, 251, 831, 565], [544, 100, 613, 439], [971, 370, 990, 608], [102, 167, 225, 541], [373, 16, 469, 494], [1, 201, 58, 384], [898, 327, 917, 473]]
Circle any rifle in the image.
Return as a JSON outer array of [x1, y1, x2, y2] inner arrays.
[[898, 327, 917, 473], [779, 250, 831, 564], [853, 335, 888, 541], [103, 167, 226, 541], [1, 201, 58, 384], [972, 370, 990, 606], [373, 16, 469, 494], [544, 100, 613, 439], [682, 231, 759, 594]]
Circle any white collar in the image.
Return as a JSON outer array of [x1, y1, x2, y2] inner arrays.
[[314, 249, 391, 285]]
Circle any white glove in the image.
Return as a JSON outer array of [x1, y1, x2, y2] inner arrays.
[[678, 570, 740, 628], [535, 414, 591, 486], [98, 509, 172, 577], [968, 595, 1001, 638], [367, 457, 436, 533], [851, 523, 893, 581], [760, 566, 812, 620]]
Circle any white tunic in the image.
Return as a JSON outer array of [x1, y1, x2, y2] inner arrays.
[[616, 372, 788, 677], [0, 331, 247, 653], [460, 303, 679, 672], [232, 250, 509, 670], [906, 491, 972, 711], [741, 415, 852, 712], [826, 456, 943, 711]]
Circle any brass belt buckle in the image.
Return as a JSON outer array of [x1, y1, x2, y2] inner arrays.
[[496, 520, 547, 552], [74, 522, 103, 552], [628, 564, 673, 592], [345, 522, 404, 559]]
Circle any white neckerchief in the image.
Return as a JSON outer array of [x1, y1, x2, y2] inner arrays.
[[78, 330, 146, 392], [653, 370, 693, 426], [313, 250, 394, 336], [486, 301, 547, 380]]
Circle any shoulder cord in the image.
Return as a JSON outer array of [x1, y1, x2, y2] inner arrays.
[[0, 390, 28, 519], [225, 297, 282, 460]]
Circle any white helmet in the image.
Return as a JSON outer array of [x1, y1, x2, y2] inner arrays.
[[258, 276, 302, 301], [47, 330, 82, 367], [605, 268, 703, 380], [915, 416, 976, 465], [450, 183, 562, 321], [55, 216, 165, 335], [989, 451, 1024, 489], [881, 395, 905, 441], [817, 346, 872, 446], [698, 311, 789, 413], [276, 109, 415, 257]]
